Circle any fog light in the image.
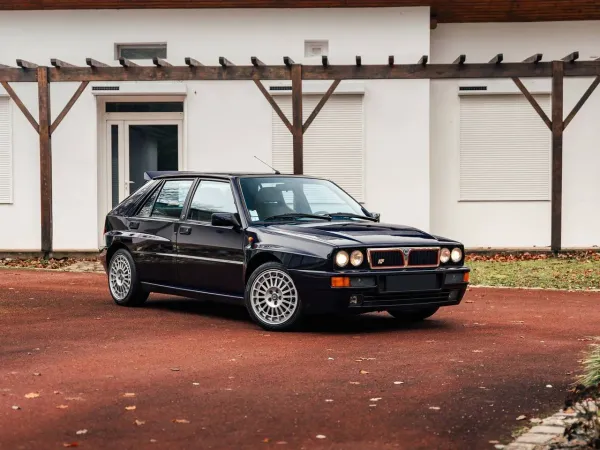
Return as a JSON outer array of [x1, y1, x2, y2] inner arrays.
[[448, 290, 459, 301], [349, 295, 359, 305]]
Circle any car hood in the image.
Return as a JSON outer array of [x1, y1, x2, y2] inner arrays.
[[262, 221, 452, 247]]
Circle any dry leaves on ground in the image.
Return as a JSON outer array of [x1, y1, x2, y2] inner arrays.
[[360, 370, 369, 375], [172, 419, 190, 424], [56, 405, 69, 409], [63, 443, 79, 448], [24, 392, 40, 399], [125, 406, 136, 411], [134, 420, 145, 426], [122, 393, 136, 398], [516, 415, 527, 421]]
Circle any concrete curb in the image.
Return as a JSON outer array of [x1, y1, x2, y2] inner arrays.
[[503, 409, 577, 450]]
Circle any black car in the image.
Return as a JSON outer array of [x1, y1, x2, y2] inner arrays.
[[100, 172, 470, 331]]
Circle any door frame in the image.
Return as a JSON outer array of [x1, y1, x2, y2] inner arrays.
[[97, 96, 186, 249]]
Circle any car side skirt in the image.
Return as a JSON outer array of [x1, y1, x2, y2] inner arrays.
[[141, 282, 245, 305]]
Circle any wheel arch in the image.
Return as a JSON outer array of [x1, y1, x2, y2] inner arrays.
[[245, 252, 282, 283], [106, 241, 130, 266]]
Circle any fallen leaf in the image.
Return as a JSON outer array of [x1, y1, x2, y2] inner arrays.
[[360, 370, 369, 375], [429, 406, 441, 410], [54, 391, 61, 395], [172, 419, 190, 424], [170, 368, 180, 372], [65, 397, 84, 401], [489, 441, 499, 444], [63, 443, 79, 448], [76, 430, 88, 435], [466, 300, 475, 303], [369, 404, 377, 407], [516, 415, 526, 421], [316, 435, 326, 439], [33, 373, 41, 376], [134, 420, 145, 426], [56, 405, 69, 409], [150, 439, 157, 443], [24, 392, 40, 399], [546, 384, 553, 388], [370, 398, 382, 402], [123, 393, 136, 398], [192, 382, 200, 386], [262, 438, 270, 443], [393, 381, 404, 385], [325, 399, 334, 403], [327, 357, 334, 361], [12, 405, 21, 410], [125, 406, 136, 411], [349, 381, 360, 385], [275, 441, 288, 445]]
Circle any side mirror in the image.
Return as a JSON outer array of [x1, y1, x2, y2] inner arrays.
[[211, 212, 241, 228], [371, 212, 381, 222]]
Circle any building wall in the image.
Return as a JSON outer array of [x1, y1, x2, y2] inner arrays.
[[0, 7, 430, 251], [431, 21, 600, 248]]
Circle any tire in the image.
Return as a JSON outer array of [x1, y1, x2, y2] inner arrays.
[[108, 249, 149, 307], [245, 262, 303, 331], [387, 306, 439, 322]]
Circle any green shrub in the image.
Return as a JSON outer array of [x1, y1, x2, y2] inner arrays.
[[579, 343, 600, 388]]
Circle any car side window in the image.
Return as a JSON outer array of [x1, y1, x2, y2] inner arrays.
[[151, 179, 194, 219], [136, 185, 161, 218], [187, 180, 237, 222]]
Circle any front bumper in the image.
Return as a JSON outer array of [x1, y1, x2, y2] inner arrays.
[[288, 266, 470, 314]]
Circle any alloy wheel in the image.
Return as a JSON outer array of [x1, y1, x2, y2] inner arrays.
[[109, 254, 132, 301], [250, 269, 298, 325]]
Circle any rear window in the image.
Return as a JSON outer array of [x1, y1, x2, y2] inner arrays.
[[111, 180, 159, 217]]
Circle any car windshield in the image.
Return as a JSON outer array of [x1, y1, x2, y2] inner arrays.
[[239, 176, 371, 223]]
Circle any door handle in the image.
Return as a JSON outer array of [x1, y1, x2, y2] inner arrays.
[[179, 226, 192, 235], [129, 221, 140, 230]]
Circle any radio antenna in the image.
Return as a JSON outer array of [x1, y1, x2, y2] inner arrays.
[[254, 156, 281, 175]]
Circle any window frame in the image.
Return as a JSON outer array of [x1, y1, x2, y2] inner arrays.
[[114, 42, 168, 61], [183, 179, 240, 224]]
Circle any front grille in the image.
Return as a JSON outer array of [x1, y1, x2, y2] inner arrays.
[[408, 249, 439, 267], [367, 247, 439, 269], [368, 249, 404, 269]]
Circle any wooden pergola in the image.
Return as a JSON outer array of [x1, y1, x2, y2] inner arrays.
[[1, 53, 599, 255]]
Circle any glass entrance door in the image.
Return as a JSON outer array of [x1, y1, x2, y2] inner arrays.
[[107, 120, 183, 208]]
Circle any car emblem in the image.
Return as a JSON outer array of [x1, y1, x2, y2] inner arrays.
[[378, 258, 385, 265], [402, 248, 411, 258]]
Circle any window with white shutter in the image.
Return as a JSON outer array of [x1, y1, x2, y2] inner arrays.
[[0, 97, 12, 204], [459, 94, 551, 201], [272, 94, 364, 202]]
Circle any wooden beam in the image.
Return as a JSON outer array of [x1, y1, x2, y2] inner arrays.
[[283, 57, 294, 68], [303, 79, 340, 133], [489, 54, 503, 64], [511, 77, 552, 130], [563, 75, 600, 129], [16, 59, 38, 69], [523, 53, 543, 63], [86, 58, 109, 68], [291, 64, 303, 175], [322, 55, 329, 68], [0, 67, 37, 82], [551, 61, 564, 253], [355, 56, 362, 66], [219, 57, 234, 68], [38, 67, 53, 254], [118, 57, 138, 68], [453, 55, 466, 65], [251, 57, 264, 67], [152, 57, 172, 67], [49, 81, 89, 135], [51, 58, 77, 68], [0, 81, 39, 132], [185, 57, 203, 67], [45, 61, 600, 83], [388, 56, 394, 66], [562, 51, 579, 63], [252, 78, 293, 134], [418, 55, 428, 65]]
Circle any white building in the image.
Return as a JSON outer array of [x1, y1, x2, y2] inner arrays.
[[0, 1, 599, 253]]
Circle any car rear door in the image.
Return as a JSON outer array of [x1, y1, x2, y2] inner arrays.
[[176, 179, 245, 295], [128, 178, 195, 285]]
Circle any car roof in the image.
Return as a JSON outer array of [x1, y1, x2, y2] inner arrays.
[[145, 171, 327, 181]]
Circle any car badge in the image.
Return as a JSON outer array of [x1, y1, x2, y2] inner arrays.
[[378, 258, 385, 265], [402, 248, 411, 258]]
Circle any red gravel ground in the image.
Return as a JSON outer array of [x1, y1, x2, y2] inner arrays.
[[1, 270, 599, 450]]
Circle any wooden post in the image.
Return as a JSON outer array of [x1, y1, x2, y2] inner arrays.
[[291, 64, 303, 175], [38, 67, 53, 254], [551, 61, 564, 253]]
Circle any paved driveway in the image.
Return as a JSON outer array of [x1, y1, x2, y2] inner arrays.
[[1, 270, 599, 449]]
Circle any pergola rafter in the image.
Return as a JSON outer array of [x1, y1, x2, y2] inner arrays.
[[1, 54, 600, 255]]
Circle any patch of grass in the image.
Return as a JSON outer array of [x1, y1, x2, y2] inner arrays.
[[467, 258, 600, 290], [579, 343, 600, 388]]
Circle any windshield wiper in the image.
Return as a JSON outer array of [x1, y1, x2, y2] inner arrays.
[[263, 213, 332, 222], [326, 212, 379, 222]]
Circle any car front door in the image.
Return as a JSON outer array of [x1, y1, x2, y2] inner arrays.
[[129, 178, 195, 285], [176, 179, 245, 295]]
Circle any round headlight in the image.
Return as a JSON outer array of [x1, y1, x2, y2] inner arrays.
[[440, 248, 451, 264], [350, 250, 364, 267], [335, 250, 349, 267], [451, 247, 463, 263]]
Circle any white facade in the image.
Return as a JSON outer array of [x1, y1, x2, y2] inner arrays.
[[0, 8, 599, 251]]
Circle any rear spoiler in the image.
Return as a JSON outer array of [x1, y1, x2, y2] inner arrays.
[[144, 171, 188, 180]]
